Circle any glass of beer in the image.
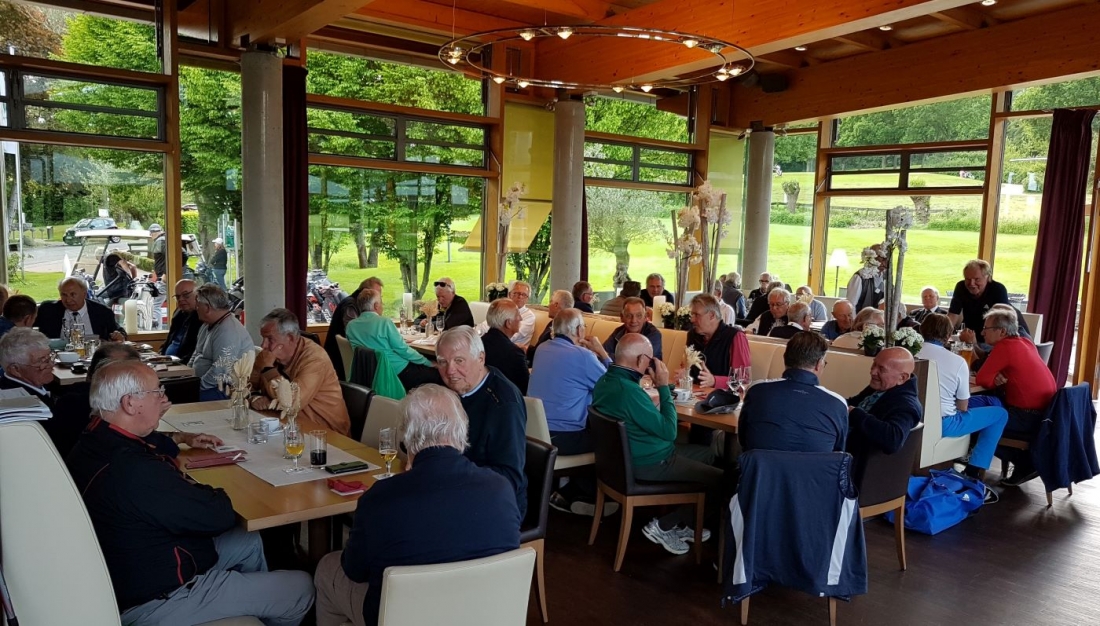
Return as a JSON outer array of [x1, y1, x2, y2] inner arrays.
[[283, 424, 307, 473], [309, 430, 328, 467], [377, 427, 398, 480]]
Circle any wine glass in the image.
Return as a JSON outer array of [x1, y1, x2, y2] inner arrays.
[[283, 425, 307, 473], [377, 427, 398, 480], [433, 316, 445, 335], [727, 367, 744, 397]]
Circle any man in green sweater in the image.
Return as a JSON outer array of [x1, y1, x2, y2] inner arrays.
[[591, 333, 723, 556], [345, 289, 442, 390]]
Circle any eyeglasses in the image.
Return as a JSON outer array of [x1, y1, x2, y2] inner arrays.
[[127, 386, 167, 400], [23, 355, 54, 369], [173, 291, 194, 300], [510, 292, 530, 299]]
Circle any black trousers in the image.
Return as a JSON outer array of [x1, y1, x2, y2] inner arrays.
[[398, 362, 443, 391], [550, 427, 596, 501], [994, 405, 1043, 472]]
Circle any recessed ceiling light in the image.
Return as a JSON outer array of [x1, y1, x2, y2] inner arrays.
[[715, 73, 730, 81], [728, 66, 744, 77], [794, 46, 807, 51], [980, 0, 996, 5], [879, 25, 893, 31]]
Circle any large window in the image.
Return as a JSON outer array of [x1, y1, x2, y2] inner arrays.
[[585, 95, 689, 143], [769, 130, 817, 286], [584, 140, 692, 186], [834, 94, 991, 147]]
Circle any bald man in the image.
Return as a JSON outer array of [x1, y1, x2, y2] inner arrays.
[[36, 277, 126, 341], [845, 347, 924, 458]]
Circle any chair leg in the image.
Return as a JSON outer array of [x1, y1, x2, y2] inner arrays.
[[828, 597, 837, 626], [717, 522, 726, 584], [694, 494, 705, 565], [613, 500, 634, 572], [531, 538, 548, 622], [740, 597, 750, 626], [588, 487, 606, 546], [1069, 484, 1074, 496], [1046, 491, 1053, 508], [894, 502, 907, 571]]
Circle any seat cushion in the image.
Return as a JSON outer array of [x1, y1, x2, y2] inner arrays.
[[198, 618, 265, 626], [627, 479, 705, 497], [554, 452, 595, 470]]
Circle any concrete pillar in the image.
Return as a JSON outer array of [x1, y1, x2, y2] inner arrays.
[[743, 130, 775, 285], [550, 99, 585, 292], [240, 50, 285, 341]]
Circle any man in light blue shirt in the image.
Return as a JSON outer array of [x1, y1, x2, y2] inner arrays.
[[345, 288, 442, 390]]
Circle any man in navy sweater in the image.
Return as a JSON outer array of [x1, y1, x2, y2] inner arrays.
[[436, 326, 528, 517], [314, 384, 520, 626], [846, 347, 924, 458]]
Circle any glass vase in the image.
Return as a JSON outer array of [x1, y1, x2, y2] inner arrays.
[[230, 394, 249, 430]]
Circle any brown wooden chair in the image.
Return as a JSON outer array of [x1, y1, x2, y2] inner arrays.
[[521, 437, 557, 622], [586, 407, 706, 572], [998, 438, 1070, 507], [339, 381, 372, 443], [856, 423, 924, 570]]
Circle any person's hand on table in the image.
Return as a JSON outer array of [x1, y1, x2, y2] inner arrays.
[[173, 432, 222, 449], [959, 328, 977, 345], [251, 395, 279, 411], [994, 373, 1008, 387], [108, 331, 126, 342], [651, 356, 670, 387], [696, 363, 715, 389]]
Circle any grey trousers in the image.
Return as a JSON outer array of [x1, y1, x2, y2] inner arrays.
[[120, 527, 314, 626], [634, 443, 724, 530], [314, 551, 370, 626]]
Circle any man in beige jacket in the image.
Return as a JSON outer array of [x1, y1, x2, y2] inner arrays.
[[251, 308, 351, 435]]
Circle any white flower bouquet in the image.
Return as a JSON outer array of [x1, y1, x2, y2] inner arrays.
[[858, 324, 886, 354], [892, 326, 924, 357]]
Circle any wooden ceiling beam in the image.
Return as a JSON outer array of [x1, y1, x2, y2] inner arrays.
[[726, 1, 1100, 127], [493, 0, 613, 21], [352, 0, 523, 36], [228, 0, 371, 45], [533, 0, 976, 84], [928, 6, 998, 30], [757, 50, 815, 69], [831, 30, 893, 52]]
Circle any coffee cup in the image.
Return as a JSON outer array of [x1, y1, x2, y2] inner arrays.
[[57, 352, 79, 364], [261, 417, 282, 434], [674, 388, 693, 402]]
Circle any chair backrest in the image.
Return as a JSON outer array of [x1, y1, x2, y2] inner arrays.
[[522, 437, 558, 537], [340, 381, 373, 443], [468, 300, 490, 326], [162, 375, 200, 405], [335, 334, 354, 382], [856, 423, 924, 508], [362, 394, 403, 448], [1022, 311, 1043, 343], [524, 396, 551, 444], [0, 422, 122, 625], [1036, 341, 1054, 365], [301, 330, 322, 345], [588, 407, 636, 495], [377, 547, 536, 626]]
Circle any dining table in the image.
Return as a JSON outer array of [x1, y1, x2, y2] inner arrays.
[[54, 362, 195, 386], [159, 400, 403, 563]]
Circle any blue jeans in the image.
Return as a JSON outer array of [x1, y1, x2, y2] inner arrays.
[[213, 268, 227, 289], [942, 395, 1009, 470]]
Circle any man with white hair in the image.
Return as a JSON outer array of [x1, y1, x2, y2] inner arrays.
[[418, 276, 474, 330], [603, 297, 663, 360], [437, 326, 528, 516], [747, 272, 774, 305], [313, 384, 520, 626], [476, 280, 535, 347], [161, 279, 201, 362], [950, 259, 1009, 346], [721, 271, 748, 319], [908, 286, 948, 325], [0, 327, 56, 406], [747, 287, 791, 336], [66, 360, 314, 626], [346, 288, 442, 391], [821, 299, 855, 341], [528, 289, 574, 362], [712, 280, 736, 325], [189, 284, 255, 401], [769, 301, 811, 339], [251, 308, 350, 434], [795, 285, 828, 322], [36, 276, 126, 341], [480, 298, 529, 394]]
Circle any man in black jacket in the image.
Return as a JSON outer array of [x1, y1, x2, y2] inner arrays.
[[481, 299, 530, 394], [36, 277, 126, 341], [66, 360, 314, 625], [846, 347, 924, 459], [418, 277, 474, 330], [313, 384, 520, 626], [436, 326, 527, 517], [769, 302, 811, 340], [160, 279, 201, 361]]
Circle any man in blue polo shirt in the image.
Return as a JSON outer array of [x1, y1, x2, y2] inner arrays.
[[739, 331, 848, 453]]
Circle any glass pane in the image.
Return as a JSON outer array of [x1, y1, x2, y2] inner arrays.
[[638, 166, 690, 185], [830, 173, 901, 189], [831, 154, 900, 171], [24, 104, 158, 139], [308, 133, 396, 159], [306, 50, 485, 116], [910, 150, 987, 169], [769, 131, 818, 286], [22, 75, 158, 112], [908, 173, 983, 189], [404, 144, 485, 167], [639, 148, 690, 168], [584, 162, 632, 180], [584, 187, 685, 297], [585, 95, 689, 143], [5, 143, 168, 328], [307, 167, 484, 315], [834, 94, 991, 147], [0, 102, 8, 127], [308, 108, 395, 137], [825, 195, 981, 300], [1011, 76, 1100, 111], [585, 142, 633, 163], [1, 5, 161, 72], [405, 121, 484, 147]]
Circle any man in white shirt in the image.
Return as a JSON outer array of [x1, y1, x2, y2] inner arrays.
[[711, 280, 736, 325], [477, 281, 535, 348], [36, 277, 126, 341]]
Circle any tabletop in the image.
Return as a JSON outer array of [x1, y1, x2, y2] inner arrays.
[[163, 401, 403, 533], [402, 331, 438, 357], [673, 387, 740, 433], [55, 363, 195, 386]]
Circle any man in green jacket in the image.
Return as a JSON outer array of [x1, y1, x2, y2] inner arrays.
[[591, 333, 723, 556], [345, 289, 442, 391]]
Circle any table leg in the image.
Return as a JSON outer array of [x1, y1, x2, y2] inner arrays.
[[307, 517, 333, 564]]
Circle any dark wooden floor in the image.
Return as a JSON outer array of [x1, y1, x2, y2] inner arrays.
[[532, 461, 1100, 625]]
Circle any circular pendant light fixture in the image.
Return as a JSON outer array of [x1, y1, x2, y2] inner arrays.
[[439, 25, 754, 93]]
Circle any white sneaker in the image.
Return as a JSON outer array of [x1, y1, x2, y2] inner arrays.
[[675, 526, 712, 543], [642, 519, 690, 555]]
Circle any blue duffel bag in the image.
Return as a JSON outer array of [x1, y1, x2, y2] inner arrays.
[[884, 469, 985, 535]]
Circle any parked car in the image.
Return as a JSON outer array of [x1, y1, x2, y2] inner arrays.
[[64, 217, 119, 245]]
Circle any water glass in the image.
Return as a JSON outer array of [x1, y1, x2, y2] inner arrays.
[[433, 317, 445, 334], [377, 427, 397, 480], [309, 430, 328, 467], [248, 421, 268, 444]]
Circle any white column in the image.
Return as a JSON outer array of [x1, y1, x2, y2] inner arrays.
[[240, 50, 285, 341], [743, 130, 775, 284], [550, 99, 585, 292]]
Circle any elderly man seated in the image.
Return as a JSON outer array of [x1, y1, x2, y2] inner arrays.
[[821, 299, 855, 341], [795, 285, 828, 322], [0, 328, 55, 407], [476, 280, 535, 347], [603, 296, 663, 360], [0, 294, 37, 342], [479, 298, 529, 394], [66, 360, 314, 626], [641, 272, 675, 308], [189, 284, 256, 401], [251, 308, 350, 435], [528, 289, 574, 363], [36, 277, 126, 341], [711, 280, 736, 325], [746, 286, 790, 335], [324, 276, 382, 380], [346, 288, 442, 391], [831, 307, 884, 350], [573, 280, 596, 313], [846, 347, 924, 459], [161, 279, 201, 362], [739, 332, 847, 453], [685, 294, 751, 391], [418, 276, 474, 330], [599, 280, 639, 318], [592, 334, 722, 556], [51, 342, 142, 457], [313, 384, 520, 626], [747, 272, 773, 304], [976, 308, 1057, 486], [529, 309, 611, 515], [721, 271, 748, 320], [769, 301, 812, 339], [436, 326, 528, 517], [908, 286, 948, 325]]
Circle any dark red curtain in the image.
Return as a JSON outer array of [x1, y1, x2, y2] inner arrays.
[[580, 189, 589, 281], [283, 65, 309, 329], [1028, 108, 1096, 386]]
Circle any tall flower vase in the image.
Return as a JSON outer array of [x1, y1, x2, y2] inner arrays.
[[230, 390, 250, 430]]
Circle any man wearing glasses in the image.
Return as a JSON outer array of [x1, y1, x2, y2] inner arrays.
[[67, 359, 314, 626], [419, 277, 474, 330], [0, 328, 56, 407], [160, 279, 201, 362], [476, 280, 535, 348]]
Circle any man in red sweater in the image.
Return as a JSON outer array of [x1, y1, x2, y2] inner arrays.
[[975, 309, 1057, 486]]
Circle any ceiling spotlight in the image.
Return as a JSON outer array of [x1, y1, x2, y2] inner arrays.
[[879, 25, 893, 31], [683, 38, 699, 49], [727, 66, 744, 77], [980, 0, 996, 5], [706, 43, 724, 54], [517, 79, 530, 88], [715, 73, 730, 82], [492, 75, 506, 84], [520, 29, 537, 41], [640, 84, 653, 92], [557, 27, 573, 40], [612, 86, 624, 93], [794, 45, 807, 51]]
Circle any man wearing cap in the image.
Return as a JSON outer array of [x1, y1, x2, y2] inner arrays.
[[148, 223, 167, 279], [418, 277, 474, 330], [210, 238, 228, 289]]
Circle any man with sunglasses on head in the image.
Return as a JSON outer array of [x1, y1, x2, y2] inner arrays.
[[418, 277, 474, 331], [160, 279, 201, 362]]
